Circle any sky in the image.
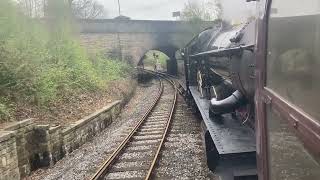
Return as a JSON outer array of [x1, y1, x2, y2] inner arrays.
[[98, 0, 256, 22]]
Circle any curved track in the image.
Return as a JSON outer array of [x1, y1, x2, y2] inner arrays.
[[91, 71, 177, 180]]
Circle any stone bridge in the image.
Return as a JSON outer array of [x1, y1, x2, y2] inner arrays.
[[78, 19, 212, 74]]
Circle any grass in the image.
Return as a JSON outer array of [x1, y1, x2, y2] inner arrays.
[[0, 0, 132, 122]]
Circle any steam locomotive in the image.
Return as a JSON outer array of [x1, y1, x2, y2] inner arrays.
[[181, 0, 320, 180]]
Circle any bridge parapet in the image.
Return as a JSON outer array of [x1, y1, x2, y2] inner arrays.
[[78, 19, 213, 33]]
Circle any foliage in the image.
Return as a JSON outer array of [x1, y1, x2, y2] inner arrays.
[[180, 0, 222, 36], [143, 50, 168, 67], [0, 0, 131, 122], [0, 98, 12, 121], [91, 53, 133, 82]]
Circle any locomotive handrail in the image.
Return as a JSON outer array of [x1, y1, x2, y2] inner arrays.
[[189, 44, 254, 58]]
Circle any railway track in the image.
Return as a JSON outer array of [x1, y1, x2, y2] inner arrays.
[[91, 72, 178, 180], [152, 94, 213, 179]]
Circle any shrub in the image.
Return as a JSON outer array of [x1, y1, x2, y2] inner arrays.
[[0, 98, 12, 121], [0, 0, 132, 122]]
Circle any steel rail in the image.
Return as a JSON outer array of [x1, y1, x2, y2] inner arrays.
[[143, 69, 185, 95], [160, 73, 185, 95], [90, 71, 178, 180], [90, 75, 164, 180], [145, 75, 177, 180]]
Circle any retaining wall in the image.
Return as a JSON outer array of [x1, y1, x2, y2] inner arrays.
[[0, 100, 121, 179], [0, 131, 20, 180]]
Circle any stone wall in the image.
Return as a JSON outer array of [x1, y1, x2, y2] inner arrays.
[[79, 32, 186, 65], [62, 101, 121, 155], [3, 119, 35, 178], [0, 131, 20, 180], [77, 19, 212, 34], [0, 100, 121, 179]]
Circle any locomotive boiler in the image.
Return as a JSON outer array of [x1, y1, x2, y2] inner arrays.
[[184, 20, 256, 122]]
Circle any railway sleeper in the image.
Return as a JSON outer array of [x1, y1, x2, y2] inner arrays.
[[147, 115, 168, 120], [138, 127, 164, 132], [104, 170, 147, 180], [140, 124, 166, 129], [135, 131, 163, 136], [125, 146, 155, 153], [132, 134, 163, 141], [117, 154, 154, 162], [143, 121, 167, 126], [109, 165, 150, 173], [129, 139, 160, 146], [144, 119, 168, 123]]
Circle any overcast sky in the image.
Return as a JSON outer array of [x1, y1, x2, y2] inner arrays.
[[98, 0, 256, 22]]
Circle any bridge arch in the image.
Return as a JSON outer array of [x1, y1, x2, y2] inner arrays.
[[138, 45, 179, 74]]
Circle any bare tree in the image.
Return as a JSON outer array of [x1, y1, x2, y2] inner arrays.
[[70, 0, 106, 19], [17, 0, 46, 17], [17, 0, 106, 19], [181, 0, 222, 21]]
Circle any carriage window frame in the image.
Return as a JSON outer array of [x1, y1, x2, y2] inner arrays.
[[255, 0, 320, 179], [263, 0, 320, 156]]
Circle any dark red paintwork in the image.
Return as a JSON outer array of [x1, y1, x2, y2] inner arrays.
[[255, 0, 320, 179]]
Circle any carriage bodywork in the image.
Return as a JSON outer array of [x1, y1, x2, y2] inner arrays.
[[182, 0, 320, 179]]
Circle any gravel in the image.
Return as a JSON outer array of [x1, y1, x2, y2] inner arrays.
[[27, 79, 160, 180], [153, 95, 218, 180]]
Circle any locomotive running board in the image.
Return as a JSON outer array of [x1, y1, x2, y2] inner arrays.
[[189, 86, 257, 180]]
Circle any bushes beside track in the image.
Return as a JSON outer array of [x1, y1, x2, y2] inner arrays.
[[0, 0, 132, 122]]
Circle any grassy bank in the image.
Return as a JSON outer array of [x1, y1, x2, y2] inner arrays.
[[0, 1, 132, 122]]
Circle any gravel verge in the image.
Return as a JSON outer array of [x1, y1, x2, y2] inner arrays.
[[153, 95, 218, 180]]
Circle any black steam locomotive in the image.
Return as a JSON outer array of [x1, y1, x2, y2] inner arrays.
[[182, 19, 257, 180], [181, 0, 320, 180]]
